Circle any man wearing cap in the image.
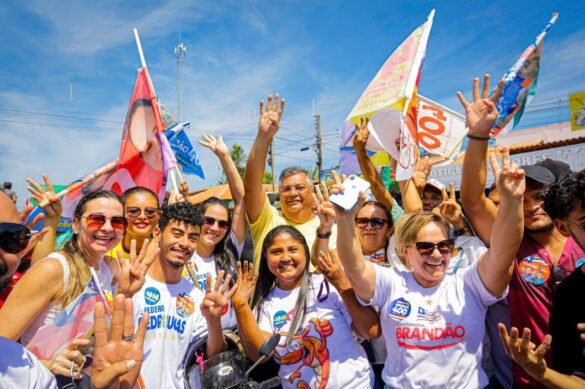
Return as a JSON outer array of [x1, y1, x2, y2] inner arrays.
[[461, 146, 584, 388]]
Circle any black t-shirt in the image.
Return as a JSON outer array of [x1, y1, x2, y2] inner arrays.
[[550, 264, 585, 377]]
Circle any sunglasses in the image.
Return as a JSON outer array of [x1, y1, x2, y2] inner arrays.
[[81, 214, 127, 233], [355, 217, 388, 229], [126, 206, 160, 220], [412, 239, 455, 256], [202, 216, 229, 231], [0, 223, 31, 254]]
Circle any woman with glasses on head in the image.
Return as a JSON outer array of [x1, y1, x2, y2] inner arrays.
[[332, 149, 526, 388], [0, 190, 155, 383], [104, 186, 160, 264]]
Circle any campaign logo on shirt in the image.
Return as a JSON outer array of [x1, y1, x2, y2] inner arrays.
[[416, 307, 442, 324], [273, 310, 288, 328], [519, 256, 550, 286], [176, 293, 194, 318], [144, 287, 160, 305], [368, 251, 386, 265], [575, 257, 585, 269], [387, 297, 411, 321]]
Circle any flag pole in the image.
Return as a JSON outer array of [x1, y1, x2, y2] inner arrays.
[[133, 28, 147, 69]]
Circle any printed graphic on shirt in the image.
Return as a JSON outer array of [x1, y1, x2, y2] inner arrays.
[[394, 304, 466, 350], [519, 256, 550, 286], [144, 287, 160, 305], [575, 257, 585, 268], [276, 318, 333, 389], [176, 293, 194, 318], [368, 251, 386, 265], [416, 307, 441, 324], [387, 297, 411, 321]]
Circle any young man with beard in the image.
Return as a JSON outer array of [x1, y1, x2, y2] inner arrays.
[[459, 76, 585, 389], [132, 201, 236, 388], [245, 94, 337, 269]]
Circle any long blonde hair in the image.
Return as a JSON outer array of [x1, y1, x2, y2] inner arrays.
[[394, 212, 450, 265], [59, 190, 123, 307]]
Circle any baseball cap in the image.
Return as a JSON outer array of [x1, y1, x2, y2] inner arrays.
[[425, 178, 446, 192], [522, 159, 571, 185]]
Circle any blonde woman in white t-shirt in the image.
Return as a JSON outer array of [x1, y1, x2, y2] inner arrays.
[[333, 85, 526, 387], [233, 225, 380, 388]]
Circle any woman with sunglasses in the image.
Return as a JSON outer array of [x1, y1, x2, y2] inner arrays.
[[104, 186, 160, 265], [333, 148, 526, 388], [354, 200, 394, 266], [233, 225, 379, 389], [182, 134, 247, 328], [0, 190, 154, 381]]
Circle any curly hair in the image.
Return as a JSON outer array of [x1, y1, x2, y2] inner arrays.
[[159, 201, 200, 231], [544, 170, 585, 220]]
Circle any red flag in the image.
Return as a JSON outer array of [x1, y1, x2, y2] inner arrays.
[[60, 68, 172, 216]]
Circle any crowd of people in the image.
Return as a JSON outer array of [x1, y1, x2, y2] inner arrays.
[[0, 74, 584, 389]]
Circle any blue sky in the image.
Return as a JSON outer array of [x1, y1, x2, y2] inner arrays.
[[0, 0, 583, 205]]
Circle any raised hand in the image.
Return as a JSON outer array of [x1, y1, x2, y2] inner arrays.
[[457, 74, 504, 137], [313, 182, 336, 232], [200, 270, 237, 320], [233, 261, 258, 306], [439, 182, 464, 227], [317, 250, 351, 291], [117, 239, 160, 298], [258, 93, 285, 138], [46, 337, 90, 378], [329, 170, 367, 221], [489, 146, 525, 200], [91, 294, 148, 389], [412, 156, 432, 193], [198, 133, 230, 157], [353, 117, 370, 151], [26, 173, 62, 219], [498, 324, 549, 381]]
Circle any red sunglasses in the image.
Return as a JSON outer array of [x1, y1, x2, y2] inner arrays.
[[81, 214, 127, 232]]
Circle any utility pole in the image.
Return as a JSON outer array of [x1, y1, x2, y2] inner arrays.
[[313, 114, 322, 180], [174, 41, 187, 121], [268, 141, 276, 192]]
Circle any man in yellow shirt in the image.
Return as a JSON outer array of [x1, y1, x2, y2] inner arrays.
[[244, 94, 336, 270]]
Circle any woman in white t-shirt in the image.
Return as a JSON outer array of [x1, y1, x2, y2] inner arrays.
[[233, 225, 379, 388], [0, 190, 154, 382], [181, 134, 246, 330], [333, 146, 526, 388]]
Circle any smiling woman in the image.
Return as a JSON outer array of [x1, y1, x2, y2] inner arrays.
[[232, 225, 376, 389], [0, 190, 132, 382]]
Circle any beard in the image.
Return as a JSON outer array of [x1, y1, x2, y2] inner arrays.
[[525, 220, 555, 234], [162, 254, 186, 269], [0, 261, 11, 293]]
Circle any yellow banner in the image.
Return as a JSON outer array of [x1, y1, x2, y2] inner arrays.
[[569, 91, 585, 131]]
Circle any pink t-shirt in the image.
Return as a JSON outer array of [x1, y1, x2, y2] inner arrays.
[[509, 236, 585, 388]]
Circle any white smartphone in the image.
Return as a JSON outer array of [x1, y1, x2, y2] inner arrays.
[[329, 175, 371, 210]]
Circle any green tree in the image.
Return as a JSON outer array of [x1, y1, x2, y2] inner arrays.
[[263, 171, 273, 184]]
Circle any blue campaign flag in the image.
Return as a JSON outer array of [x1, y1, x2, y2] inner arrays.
[[165, 122, 205, 180]]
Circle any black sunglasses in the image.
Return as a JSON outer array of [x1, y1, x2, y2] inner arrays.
[[355, 217, 388, 230], [0, 223, 32, 254], [202, 216, 229, 230], [413, 239, 455, 256]]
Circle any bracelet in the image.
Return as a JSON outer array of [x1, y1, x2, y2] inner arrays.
[[467, 133, 490, 141], [316, 228, 332, 239]]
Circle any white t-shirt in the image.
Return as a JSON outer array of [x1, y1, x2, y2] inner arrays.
[[364, 261, 505, 388], [0, 337, 56, 389], [255, 274, 373, 389], [133, 275, 207, 389], [447, 236, 487, 275]]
